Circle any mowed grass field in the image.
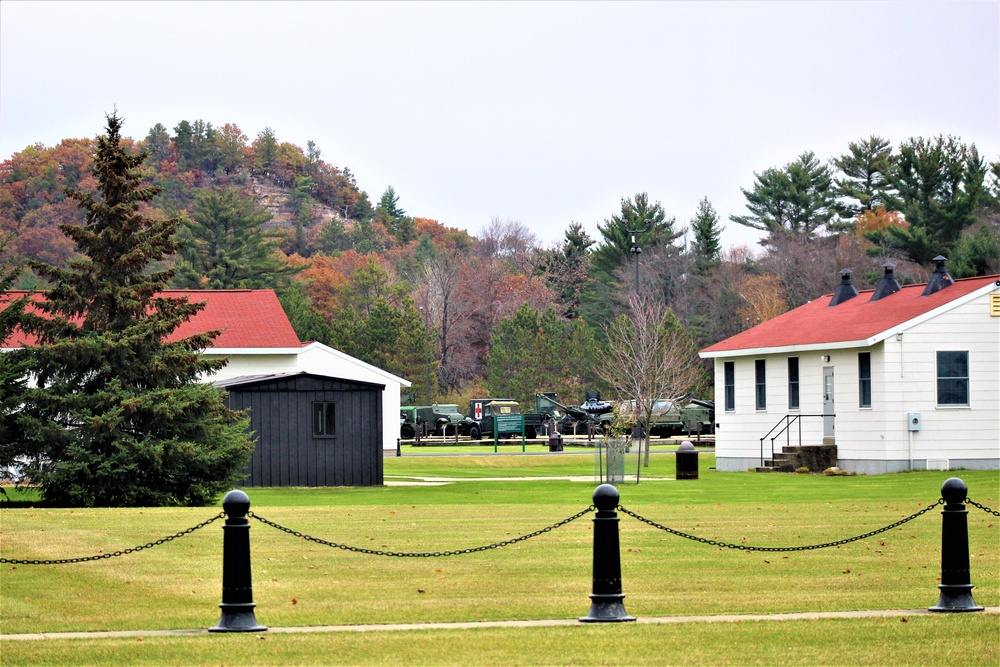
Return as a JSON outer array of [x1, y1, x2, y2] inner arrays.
[[1, 451, 997, 666]]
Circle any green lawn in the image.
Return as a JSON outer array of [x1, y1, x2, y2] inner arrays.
[[1, 455, 997, 666]]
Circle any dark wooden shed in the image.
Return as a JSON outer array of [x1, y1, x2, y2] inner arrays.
[[215, 372, 384, 487]]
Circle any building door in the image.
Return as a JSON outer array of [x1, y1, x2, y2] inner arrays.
[[822, 366, 835, 443]]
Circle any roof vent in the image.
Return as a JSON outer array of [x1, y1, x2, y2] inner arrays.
[[921, 256, 954, 297], [829, 269, 859, 306], [869, 263, 902, 302]]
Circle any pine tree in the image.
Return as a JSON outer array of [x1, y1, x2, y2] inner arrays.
[[173, 186, 299, 289], [870, 136, 989, 264], [592, 193, 681, 280], [730, 152, 838, 240], [689, 197, 723, 274], [832, 136, 894, 218], [17, 113, 253, 507]]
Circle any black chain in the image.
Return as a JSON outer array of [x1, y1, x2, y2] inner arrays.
[[248, 506, 595, 557], [0, 512, 225, 565], [617, 499, 944, 553], [967, 499, 1000, 517]]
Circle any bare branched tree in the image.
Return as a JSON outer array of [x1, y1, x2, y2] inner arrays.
[[478, 217, 538, 272], [598, 294, 704, 477]]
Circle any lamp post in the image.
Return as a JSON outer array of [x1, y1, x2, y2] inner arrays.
[[626, 220, 650, 483], [420, 305, 431, 404], [626, 219, 650, 297], [628, 235, 641, 296]]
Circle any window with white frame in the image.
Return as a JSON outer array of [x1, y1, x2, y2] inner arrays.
[[787, 357, 800, 410], [724, 361, 735, 412], [858, 352, 872, 408], [755, 359, 766, 410], [936, 351, 969, 406]]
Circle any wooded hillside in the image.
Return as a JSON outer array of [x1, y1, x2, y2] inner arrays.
[[2, 119, 998, 407]]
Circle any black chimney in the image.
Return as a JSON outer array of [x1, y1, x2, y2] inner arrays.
[[829, 269, 859, 306], [922, 256, 954, 297], [870, 263, 902, 302]]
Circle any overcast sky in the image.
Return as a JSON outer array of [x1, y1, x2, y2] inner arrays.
[[2, 1, 997, 251]]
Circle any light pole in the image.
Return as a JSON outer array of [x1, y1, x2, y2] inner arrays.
[[420, 305, 431, 404], [626, 219, 650, 297], [626, 220, 650, 483], [628, 235, 641, 296]]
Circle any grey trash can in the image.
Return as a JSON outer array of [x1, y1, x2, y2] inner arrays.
[[548, 431, 564, 452], [675, 441, 699, 479]]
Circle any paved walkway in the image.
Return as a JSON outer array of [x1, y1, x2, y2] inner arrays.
[[4, 608, 997, 641], [383, 475, 673, 485]]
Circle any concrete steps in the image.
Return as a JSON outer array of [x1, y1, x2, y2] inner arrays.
[[757, 444, 837, 473]]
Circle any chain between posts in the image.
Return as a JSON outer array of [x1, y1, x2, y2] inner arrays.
[[248, 506, 595, 557], [617, 499, 945, 553], [967, 499, 1000, 517], [0, 512, 226, 565]]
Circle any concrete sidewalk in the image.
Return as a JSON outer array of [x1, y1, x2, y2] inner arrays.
[[4, 607, 997, 641], [383, 475, 673, 485]]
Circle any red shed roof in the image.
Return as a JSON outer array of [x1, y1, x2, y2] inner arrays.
[[1, 289, 301, 350], [700, 274, 999, 358]]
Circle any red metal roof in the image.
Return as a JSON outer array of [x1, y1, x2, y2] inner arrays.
[[1, 289, 301, 349], [700, 274, 999, 356]]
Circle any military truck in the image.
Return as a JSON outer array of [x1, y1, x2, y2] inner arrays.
[[400, 406, 418, 439], [400, 403, 467, 439], [466, 398, 545, 440], [601, 396, 715, 438]]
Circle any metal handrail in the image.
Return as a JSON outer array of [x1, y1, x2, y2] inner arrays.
[[759, 414, 832, 467]]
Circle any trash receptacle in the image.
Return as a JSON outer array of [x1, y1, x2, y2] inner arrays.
[[675, 441, 698, 479], [548, 431, 564, 452]]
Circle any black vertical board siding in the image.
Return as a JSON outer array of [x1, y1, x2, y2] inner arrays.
[[280, 390, 292, 487], [305, 392, 316, 487], [221, 374, 385, 487]]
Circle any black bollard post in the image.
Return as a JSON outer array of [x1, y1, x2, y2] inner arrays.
[[928, 478, 983, 612], [580, 484, 636, 622], [396, 437, 401, 457], [209, 490, 268, 632]]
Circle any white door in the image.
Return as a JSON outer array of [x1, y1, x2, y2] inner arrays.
[[823, 366, 835, 443]]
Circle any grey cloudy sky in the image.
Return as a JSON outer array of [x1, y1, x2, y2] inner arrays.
[[2, 1, 997, 251]]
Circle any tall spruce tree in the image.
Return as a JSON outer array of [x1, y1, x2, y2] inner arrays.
[[689, 197, 723, 274], [0, 235, 30, 479], [17, 113, 253, 507]]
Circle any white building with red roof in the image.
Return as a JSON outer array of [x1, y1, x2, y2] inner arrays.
[[1, 289, 411, 455], [700, 261, 1000, 474]]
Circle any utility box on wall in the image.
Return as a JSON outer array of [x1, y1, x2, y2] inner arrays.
[[907, 412, 922, 432]]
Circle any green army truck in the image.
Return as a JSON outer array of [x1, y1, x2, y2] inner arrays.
[[466, 399, 545, 440]]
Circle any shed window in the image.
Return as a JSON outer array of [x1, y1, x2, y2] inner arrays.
[[937, 351, 969, 406], [755, 359, 766, 410], [724, 361, 735, 412], [313, 402, 336, 437], [858, 352, 872, 408], [787, 357, 800, 410]]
